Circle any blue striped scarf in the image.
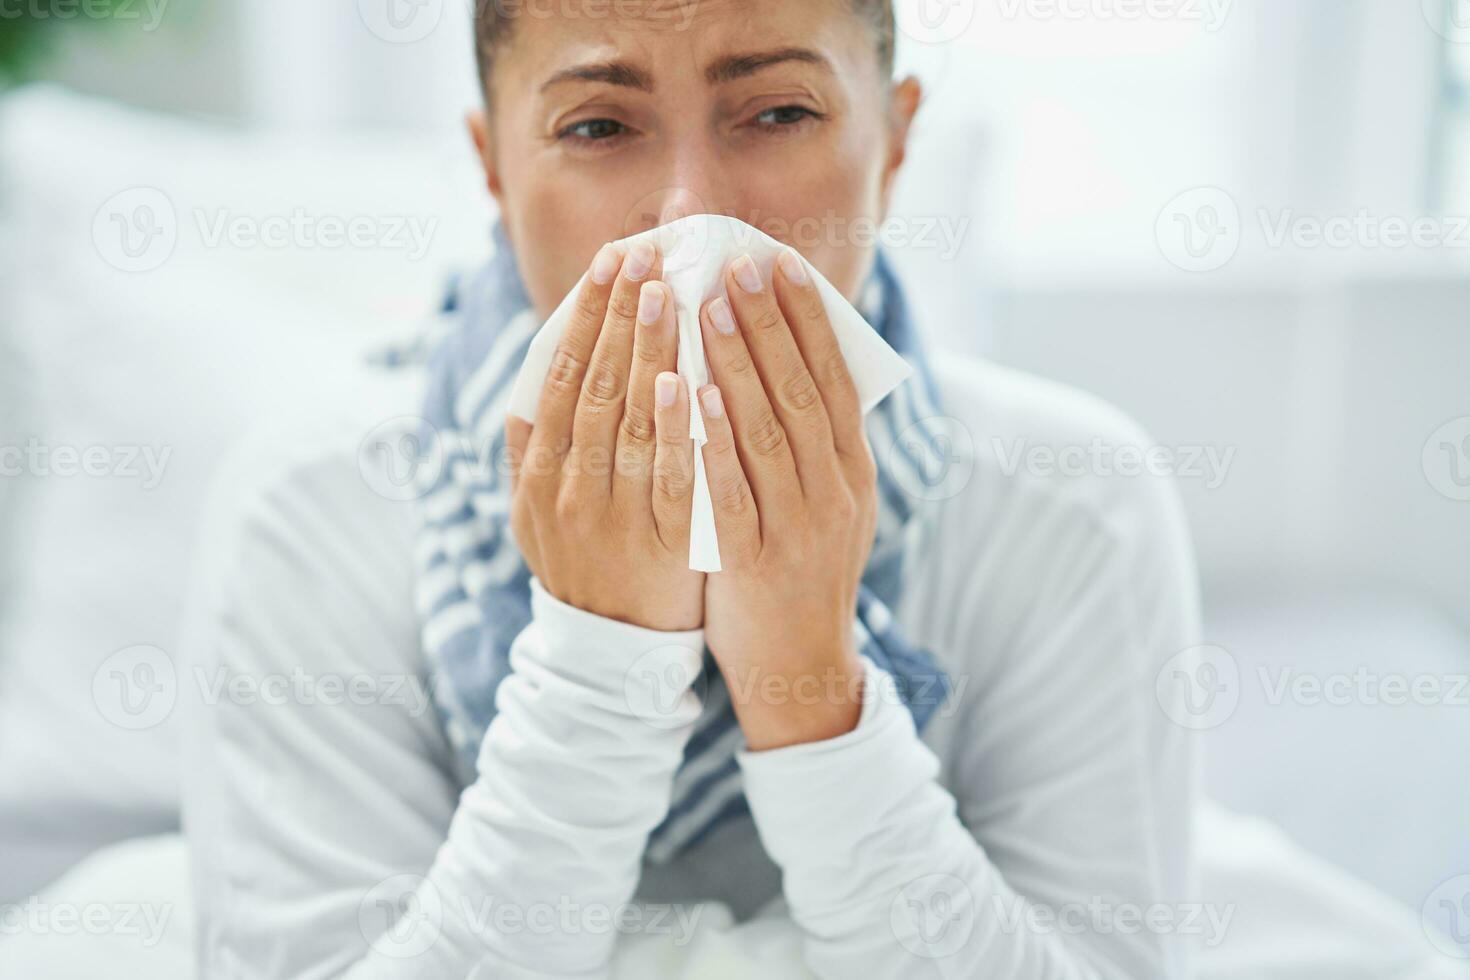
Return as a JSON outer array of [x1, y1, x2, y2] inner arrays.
[[415, 225, 950, 862]]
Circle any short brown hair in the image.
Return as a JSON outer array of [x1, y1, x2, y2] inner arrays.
[[474, 0, 896, 93]]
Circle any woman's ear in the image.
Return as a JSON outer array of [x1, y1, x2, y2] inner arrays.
[[880, 76, 923, 208], [466, 109, 505, 206]]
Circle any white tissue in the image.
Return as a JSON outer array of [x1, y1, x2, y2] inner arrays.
[[507, 213, 913, 573]]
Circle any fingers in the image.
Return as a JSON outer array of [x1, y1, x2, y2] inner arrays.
[[570, 240, 661, 490], [504, 415, 542, 573], [613, 278, 677, 514], [700, 293, 802, 526], [723, 254, 839, 494], [505, 416, 532, 495], [529, 243, 623, 468], [696, 385, 760, 566], [650, 372, 696, 549], [771, 248, 867, 462]]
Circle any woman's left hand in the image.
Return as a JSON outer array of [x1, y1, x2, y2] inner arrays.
[[696, 249, 879, 751]]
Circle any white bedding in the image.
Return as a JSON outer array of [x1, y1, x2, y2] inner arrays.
[[4, 804, 1461, 980]]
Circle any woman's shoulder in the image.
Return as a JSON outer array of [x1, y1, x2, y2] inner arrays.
[[201, 367, 424, 544], [905, 354, 1203, 759], [924, 351, 1195, 550], [903, 352, 1202, 659]]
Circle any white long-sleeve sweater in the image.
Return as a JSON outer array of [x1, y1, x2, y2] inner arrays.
[[181, 355, 1202, 980]]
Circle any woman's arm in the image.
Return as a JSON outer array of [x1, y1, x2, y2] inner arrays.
[[738, 495, 1198, 978], [693, 253, 1199, 978], [183, 241, 710, 979], [181, 438, 706, 979]]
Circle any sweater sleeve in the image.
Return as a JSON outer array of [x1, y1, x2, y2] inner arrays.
[[737, 448, 1201, 980], [182, 440, 705, 980]]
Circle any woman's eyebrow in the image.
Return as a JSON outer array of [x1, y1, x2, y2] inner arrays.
[[540, 60, 653, 93], [705, 47, 833, 84], [537, 47, 831, 95]]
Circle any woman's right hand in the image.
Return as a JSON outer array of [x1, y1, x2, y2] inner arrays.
[[506, 240, 706, 632]]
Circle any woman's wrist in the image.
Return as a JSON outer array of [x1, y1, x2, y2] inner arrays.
[[722, 644, 867, 752]]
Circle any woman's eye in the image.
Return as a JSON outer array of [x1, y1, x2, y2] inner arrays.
[[558, 118, 628, 142], [752, 105, 821, 132]]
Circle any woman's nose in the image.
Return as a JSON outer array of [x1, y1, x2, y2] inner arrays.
[[630, 138, 741, 231]]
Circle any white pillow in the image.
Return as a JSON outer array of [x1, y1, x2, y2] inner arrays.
[[0, 85, 490, 899]]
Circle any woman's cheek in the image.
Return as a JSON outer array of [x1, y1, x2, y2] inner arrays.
[[742, 147, 884, 299], [511, 183, 629, 317]]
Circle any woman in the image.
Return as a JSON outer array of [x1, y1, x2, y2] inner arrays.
[[183, 1, 1200, 976]]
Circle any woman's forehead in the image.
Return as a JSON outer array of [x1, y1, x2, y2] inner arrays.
[[489, 0, 871, 87]]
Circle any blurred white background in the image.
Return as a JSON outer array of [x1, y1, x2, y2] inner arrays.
[[1, 0, 1468, 970]]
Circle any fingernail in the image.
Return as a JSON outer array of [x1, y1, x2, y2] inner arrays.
[[731, 254, 763, 294], [590, 244, 621, 285], [638, 282, 665, 324], [710, 297, 737, 335], [778, 247, 809, 286], [700, 386, 725, 419], [625, 240, 656, 281], [656, 372, 679, 407]]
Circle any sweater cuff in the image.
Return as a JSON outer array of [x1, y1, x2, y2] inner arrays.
[[526, 578, 706, 723], [735, 656, 942, 867]]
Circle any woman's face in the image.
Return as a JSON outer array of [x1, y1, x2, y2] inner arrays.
[[470, 0, 920, 319]]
